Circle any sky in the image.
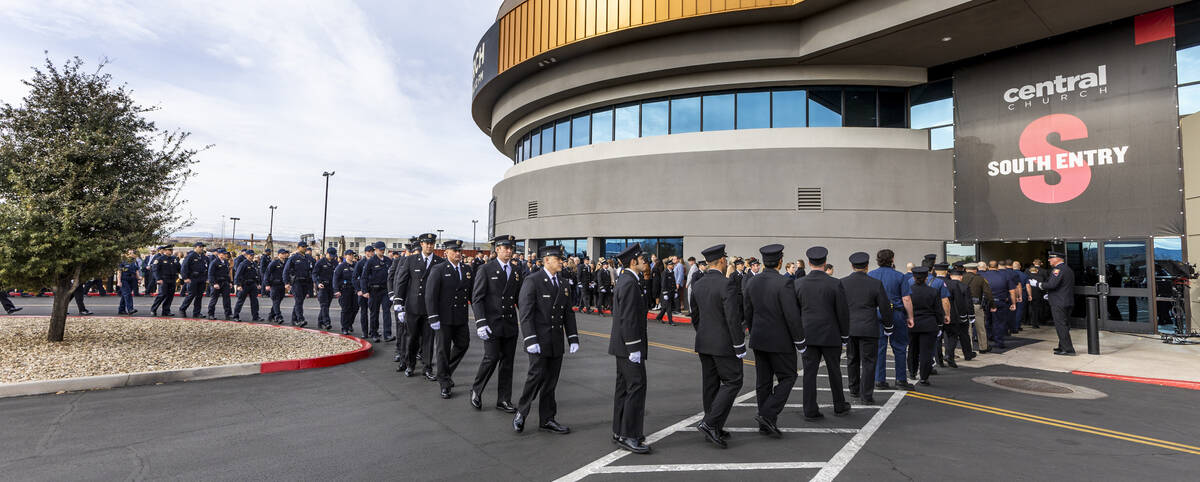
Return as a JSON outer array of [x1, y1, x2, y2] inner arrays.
[[0, 0, 504, 243]]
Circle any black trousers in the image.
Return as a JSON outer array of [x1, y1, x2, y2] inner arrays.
[[944, 323, 974, 360], [71, 286, 87, 312], [367, 285, 387, 336], [234, 282, 260, 319], [846, 336, 879, 399], [699, 353, 743, 430], [436, 323, 471, 389], [517, 353, 563, 425], [753, 349, 797, 424], [655, 296, 674, 322], [291, 279, 312, 321], [613, 356, 647, 439], [803, 345, 847, 416], [910, 331, 936, 381], [152, 281, 175, 314], [338, 288, 358, 331], [598, 291, 612, 311], [207, 282, 231, 317], [403, 314, 434, 369], [0, 292, 14, 312], [316, 284, 333, 325], [1052, 304, 1075, 353], [581, 288, 595, 311], [358, 295, 370, 335], [179, 279, 205, 316], [472, 334, 517, 403], [268, 283, 286, 319]]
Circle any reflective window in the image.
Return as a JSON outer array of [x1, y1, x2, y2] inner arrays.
[[523, 135, 532, 161], [930, 126, 954, 150], [911, 98, 954, 129], [555, 119, 571, 152], [516, 139, 524, 162], [702, 93, 735, 131], [615, 103, 640, 140], [591, 108, 613, 143], [878, 88, 907, 128], [530, 131, 541, 157], [1179, 44, 1200, 84], [541, 125, 554, 154], [641, 100, 668, 137], [844, 87, 877, 127], [571, 114, 590, 147], [736, 91, 770, 129], [1182, 84, 1200, 116], [808, 88, 842, 127], [669, 96, 700, 134], [772, 89, 806, 128]]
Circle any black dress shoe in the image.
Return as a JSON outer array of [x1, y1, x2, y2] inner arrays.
[[1053, 350, 1076, 356], [848, 391, 860, 398], [719, 430, 731, 440], [964, 353, 976, 361], [393, 353, 402, 362], [611, 433, 619, 444], [803, 412, 825, 422], [930, 368, 939, 375], [697, 422, 727, 448], [495, 401, 516, 413], [895, 381, 915, 390], [539, 419, 570, 434], [616, 436, 650, 454], [150, 310, 158, 316], [127, 309, 136, 315], [80, 310, 94, 315], [404, 367, 414, 377], [834, 403, 852, 417], [875, 381, 891, 390], [440, 387, 452, 399], [919, 379, 931, 386], [754, 415, 782, 437], [424, 370, 437, 381], [470, 391, 482, 410], [513, 413, 525, 433], [861, 397, 877, 405], [383, 335, 396, 342], [6, 307, 22, 314]]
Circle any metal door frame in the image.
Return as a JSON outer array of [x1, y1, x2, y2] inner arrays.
[[1066, 239, 1155, 334]]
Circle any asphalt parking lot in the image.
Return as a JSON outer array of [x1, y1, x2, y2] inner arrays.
[[1, 296, 1198, 481]]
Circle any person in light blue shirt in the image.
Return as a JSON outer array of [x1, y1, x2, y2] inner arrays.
[[868, 249, 914, 390]]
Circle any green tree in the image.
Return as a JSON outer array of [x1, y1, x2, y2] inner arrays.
[[0, 56, 202, 341]]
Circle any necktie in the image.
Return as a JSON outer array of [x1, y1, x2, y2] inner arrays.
[[504, 264, 510, 279], [552, 276, 559, 289]]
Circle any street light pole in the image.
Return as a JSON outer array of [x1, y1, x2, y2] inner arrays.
[[268, 205, 277, 239], [436, 229, 444, 248], [472, 220, 478, 251], [230, 217, 240, 249], [321, 171, 335, 252]]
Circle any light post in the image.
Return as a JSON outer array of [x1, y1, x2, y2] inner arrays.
[[436, 229, 444, 248], [321, 171, 335, 251], [472, 220, 478, 251], [268, 205, 278, 239], [230, 217, 240, 249]]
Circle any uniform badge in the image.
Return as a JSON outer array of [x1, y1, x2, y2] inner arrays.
[[466, 271, 471, 279], [1053, 269, 1060, 276]]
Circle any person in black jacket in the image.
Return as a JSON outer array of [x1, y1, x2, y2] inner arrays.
[[609, 244, 651, 454], [264, 249, 288, 323], [744, 244, 805, 437], [333, 250, 359, 335], [943, 265, 976, 366], [150, 245, 179, 316], [313, 247, 338, 330], [282, 242, 315, 326], [178, 242, 208, 318], [233, 249, 262, 321], [205, 249, 232, 320], [426, 240, 473, 399], [394, 233, 444, 378], [470, 235, 523, 412], [839, 252, 893, 405], [1041, 251, 1076, 355], [907, 267, 946, 385], [794, 246, 851, 420], [596, 260, 613, 314], [513, 245, 579, 435], [689, 244, 745, 449], [656, 259, 677, 325], [578, 258, 596, 313]]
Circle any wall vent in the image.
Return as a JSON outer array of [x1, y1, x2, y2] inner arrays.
[[797, 187, 822, 211], [528, 200, 539, 218]]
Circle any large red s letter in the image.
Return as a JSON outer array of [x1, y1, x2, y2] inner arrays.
[[1017, 114, 1090, 204]]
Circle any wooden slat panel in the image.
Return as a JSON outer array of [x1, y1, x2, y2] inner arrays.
[[585, 0, 596, 36], [596, 0, 607, 34], [607, 0, 619, 31], [631, 0, 643, 25]]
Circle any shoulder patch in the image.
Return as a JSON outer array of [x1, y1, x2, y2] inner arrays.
[[1053, 269, 1060, 276]]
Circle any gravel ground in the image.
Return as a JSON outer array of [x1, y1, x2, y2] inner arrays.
[[0, 317, 362, 383]]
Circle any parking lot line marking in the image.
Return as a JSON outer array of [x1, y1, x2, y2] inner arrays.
[[594, 462, 827, 473], [724, 427, 860, 434], [576, 329, 756, 366], [906, 392, 1200, 455], [733, 403, 881, 409], [811, 391, 906, 481]]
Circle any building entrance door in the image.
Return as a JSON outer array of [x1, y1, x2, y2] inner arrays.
[[1064, 240, 1155, 334]]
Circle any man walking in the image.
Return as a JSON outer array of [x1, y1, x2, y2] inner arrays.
[[394, 233, 443, 379], [264, 249, 289, 323], [283, 241, 315, 326], [333, 250, 359, 335], [743, 244, 805, 437], [470, 235, 522, 412], [840, 252, 893, 404], [178, 242, 208, 318], [426, 240, 473, 399], [314, 247, 339, 330], [609, 244, 651, 454], [794, 246, 851, 420], [513, 245, 579, 435], [117, 250, 141, 315], [963, 262, 993, 352], [150, 245, 179, 316], [1042, 251, 1076, 355], [233, 249, 262, 321], [689, 244, 745, 448], [205, 248, 232, 319]]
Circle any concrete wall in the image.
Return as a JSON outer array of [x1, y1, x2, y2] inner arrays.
[[1182, 113, 1200, 330], [493, 127, 952, 267]]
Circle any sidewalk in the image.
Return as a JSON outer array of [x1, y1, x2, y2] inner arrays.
[[960, 325, 1200, 383]]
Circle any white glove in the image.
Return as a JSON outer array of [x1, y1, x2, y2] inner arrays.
[[477, 326, 491, 340], [431, 321, 441, 331], [397, 312, 406, 324], [527, 343, 541, 354], [736, 352, 746, 359], [1029, 279, 1039, 288], [570, 343, 579, 354], [629, 351, 641, 363], [393, 304, 404, 313]]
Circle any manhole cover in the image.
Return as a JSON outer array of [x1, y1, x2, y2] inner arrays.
[[973, 376, 1107, 399]]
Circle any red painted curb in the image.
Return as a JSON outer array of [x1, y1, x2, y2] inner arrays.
[[572, 306, 693, 324], [1071, 371, 1200, 391]]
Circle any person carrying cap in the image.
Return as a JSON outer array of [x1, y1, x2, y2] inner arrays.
[[233, 249, 262, 321], [150, 245, 180, 316], [840, 251, 893, 405], [205, 248, 233, 319], [469, 235, 523, 413], [264, 249, 290, 323], [744, 244, 805, 436], [426, 240, 473, 399], [794, 246, 851, 420], [394, 233, 443, 378], [609, 243, 652, 454], [513, 245, 579, 435], [1042, 251, 1076, 355], [690, 244, 746, 448], [333, 249, 359, 335], [313, 247, 339, 330], [178, 242, 209, 318], [283, 241, 315, 326]]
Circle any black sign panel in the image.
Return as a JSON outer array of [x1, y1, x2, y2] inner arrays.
[[472, 22, 500, 97], [954, 18, 1181, 241]]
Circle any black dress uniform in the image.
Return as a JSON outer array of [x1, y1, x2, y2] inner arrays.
[[908, 267, 945, 383], [514, 245, 579, 434], [578, 261, 595, 313], [1042, 252, 1076, 355], [943, 268, 975, 365], [233, 250, 262, 321], [178, 243, 208, 317], [394, 233, 443, 378], [362, 250, 392, 340], [265, 251, 288, 323], [839, 252, 893, 404], [282, 243, 315, 326], [690, 244, 746, 447], [470, 235, 522, 412], [354, 248, 372, 337], [609, 244, 650, 453], [744, 244, 805, 434], [426, 242, 473, 398], [597, 266, 613, 312], [333, 252, 359, 334], [794, 247, 851, 419], [206, 250, 232, 319], [656, 263, 677, 324], [150, 246, 180, 316], [314, 248, 338, 330]]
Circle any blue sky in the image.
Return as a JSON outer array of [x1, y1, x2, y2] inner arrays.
[[0, 0, 503, 242]]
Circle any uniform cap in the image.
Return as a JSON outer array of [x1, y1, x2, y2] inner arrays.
[[912, 266, 930, 274], [277, 248, 289, 254], [373, 241, 386, 249], [849, 252, 870, 267], [246, 249, 256, 255], [747, 257, 760, 266], [537, 244, 564, 259], [806, 246, 828, 264], [950, 268, 965, 276], [215, 248, 227, 254], [443, 239, 464, 251], [493, 235, 517, 247], [952, 261, 965, 269], [297, 241, 308, 248], [701, 244, 727, 262], [343, 249, 356, 256], [923, 253, 937, 260], [194, 242, 206, 247], [163, 245, 174, 250], [733, 259, 744, 266], [616, 243, 642, 264], [326, 247, 338, 255], [1047, 250, 1065, 258], [759, 244, 785, 264], [963, 262, 979, 269], [363, 244, 375, 252], [933, 262, 950, 271], [418, 233, 437, 243]]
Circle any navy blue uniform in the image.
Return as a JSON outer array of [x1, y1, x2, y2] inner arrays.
[[980, 269, 1016, 348], [265, 258, 287, 322], [283, 253, 315, 323], [118, 260, 140, 313], [234, 259, 262, 320], [151, 255, 181, 315], [333, 260, 358, 332], [314, 257, 337, 328], [868, 266, 908, 384], [362, 255, 393, 338], [179, 251, 208, 317], [206, 257, 232, 318], [353, 256, 372, 336], [1042, 262, 1076, 353]]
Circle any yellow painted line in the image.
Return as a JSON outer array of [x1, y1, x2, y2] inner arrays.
[[577, 329, 754, 366], [906, 392, 1200, 455]]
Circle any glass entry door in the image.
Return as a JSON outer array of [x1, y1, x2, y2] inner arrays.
[[1065, 240, 1154, 333]]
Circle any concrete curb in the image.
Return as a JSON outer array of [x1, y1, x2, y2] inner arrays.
[[573, 306, 693, 324], [0, 317, 372, 399]]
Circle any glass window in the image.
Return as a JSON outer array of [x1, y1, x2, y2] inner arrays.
[[657, 237, 683, 259], [555, 119, 571, 151], [541, 125, 554, 154], [603, 238, 627, 259], [736, 91, 770, 129], [641, 100, 668, 137], [616, 103, 641, 140], [576, 239, 589, 259], [808, 88, 843, 127], [571, 114, 590, 147], [592, 108, 613, 143], [911, 98, 953, 129], [530, 131, 541, 157], [844, 87, 876, 127], [945, 242, 976, 264], [1181, 84, 1200, 116], [669, 96, 700, 134], [930, 125, 954, 150], [878, 88, 907, 128], [1179, 44, 1200, 84], [702, 93, 734, 131], [516, 140, 524, 162], [772, 89, 806, 128]]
